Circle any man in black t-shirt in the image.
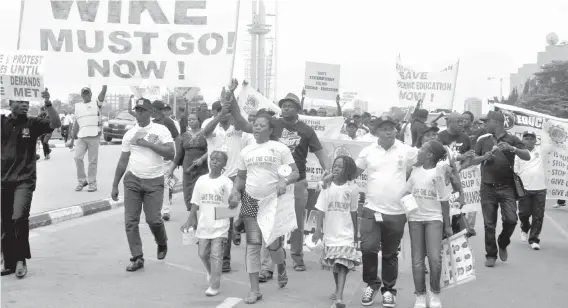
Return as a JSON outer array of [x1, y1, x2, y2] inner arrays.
[[230, 91, 330, 273], [410, 109, 429, 147], [437, 113, 474, 161]]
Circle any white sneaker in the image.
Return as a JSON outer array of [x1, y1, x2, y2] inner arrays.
[[531, 243, 540, 250], [553, 202, 566, 208], [413, 294, 427, 308], [428, 291, 443, 308], [205, 287, 219, 296], [520, 232, 528, 242]]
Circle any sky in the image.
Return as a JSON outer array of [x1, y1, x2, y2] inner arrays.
[[1, 0, 567, 114]]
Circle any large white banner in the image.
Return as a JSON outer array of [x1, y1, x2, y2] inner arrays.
[[19, 0, 239, 87], [396, 57, 458, 110], [237, 84, 281, 118], [494, 103, 568, 199], [304, 62, 340, 101], [0, 51, 45, 101]]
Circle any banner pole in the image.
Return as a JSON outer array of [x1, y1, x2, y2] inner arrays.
[[16, 0, 26, 50], [451, 59, 460, 112], [229, 0, 242, 84]]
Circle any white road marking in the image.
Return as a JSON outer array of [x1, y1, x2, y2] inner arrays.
[[216, 297, 243, 308], [146, 258, 248, 286], [545, 213, 568, 241]]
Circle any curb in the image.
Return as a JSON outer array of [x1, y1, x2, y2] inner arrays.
[[49, 141, 112, 148], [29, 183, 184, 230]]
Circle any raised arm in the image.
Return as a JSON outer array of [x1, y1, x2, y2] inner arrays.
[[97, 85, 108, 105]]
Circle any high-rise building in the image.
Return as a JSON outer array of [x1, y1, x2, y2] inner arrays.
[[464, 97, 483, 118], [510, 33, 568, 94]]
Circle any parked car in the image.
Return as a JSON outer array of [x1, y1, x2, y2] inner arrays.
[[102, 111, 135, 142]]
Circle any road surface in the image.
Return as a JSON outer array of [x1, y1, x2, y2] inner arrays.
[[2, 193, 567, 308], [32, 142, 183, 215]]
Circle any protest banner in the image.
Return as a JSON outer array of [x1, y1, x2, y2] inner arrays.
[[306, 138, 372, 189], [494, 103, 568, 199], [237, 84, 281, 118], [304, 62, 340, 101], [19, 0, 239, 87], [130, 85, 161, 101], [448, 166, 482, 214], [257, 192, 297, 245], [0, 51, 45, 101], [441, 230, 476, 290], [396, 57, 459, 110]]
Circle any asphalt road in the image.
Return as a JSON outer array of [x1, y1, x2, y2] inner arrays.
[[32, 141, 183, 215], [2, 193, 567, 308]]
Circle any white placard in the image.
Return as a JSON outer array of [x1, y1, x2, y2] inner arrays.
[[0, 51, 45, 101], [304, 62, 340, 101]]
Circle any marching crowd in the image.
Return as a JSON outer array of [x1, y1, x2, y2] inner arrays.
[[2, 79, 566, 308]]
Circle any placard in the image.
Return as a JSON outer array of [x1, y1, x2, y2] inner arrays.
[[441, 230, 476, 290], [304, 62, 340, 101], [19, 0, 238, 87], [257, 191, 297, 245], [448, 166, 482, 214], [0, 51, 45, 101]]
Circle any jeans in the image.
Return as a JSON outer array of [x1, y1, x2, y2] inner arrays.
[[161, 163, 175, 215], [243, 216, 285, 274], [123, 172, 168, 258], [39, 133, 52, 157], [198, 237, 227, 289], [289, 180, 309, 266], [74, 136, 100, 183], [61, 125, 69, 143], [1, 181, 35, 270], [518, 189, 547, 244], [360, 207, 407, 295], [480, 183, 518, 259], [408, 221, 443, 295]]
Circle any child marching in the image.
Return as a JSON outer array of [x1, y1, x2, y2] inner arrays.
[[312, 155, 361, 308]]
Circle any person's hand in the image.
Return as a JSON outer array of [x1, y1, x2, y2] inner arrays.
[[136, 139, 152, 148], [180, 219, 196, 232], [229, 191, 241, 209], [483, 151, 494, 162], [320, 172, 334, 189], [130, 131, 147, 145], [276, 179, 287, 197], [464, 150, 475, 158], [302, 89, 306, 97], [312, 229, 323, 243], [497, 142, 514, 152], [111, 186, 119, 201], [66, 140, 74, 148], [228, 78, 239, 92], [41, 88, 50, 103], [457, 192, 466, 208], [444, 225, 453, 238]]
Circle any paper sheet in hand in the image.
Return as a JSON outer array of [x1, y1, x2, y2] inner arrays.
[[215, 204, 241, 220], [257, 192, 297, 245]]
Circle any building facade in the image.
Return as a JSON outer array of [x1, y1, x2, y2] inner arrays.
[[464, 97, 483, 118]]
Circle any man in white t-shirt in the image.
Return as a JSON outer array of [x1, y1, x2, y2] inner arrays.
[[110, 98, 175, 272], [60, 111, 73, 143], [515, 131, 548, 250]]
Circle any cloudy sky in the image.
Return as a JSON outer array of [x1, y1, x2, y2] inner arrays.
[[1, 0, 567, 113]]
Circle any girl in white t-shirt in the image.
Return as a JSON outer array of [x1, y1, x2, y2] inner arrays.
[[403, 140, 452, 308], [312, 155, 361, 308], [181, 151, 233, 297]]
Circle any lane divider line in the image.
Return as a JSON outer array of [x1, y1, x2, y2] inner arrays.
[[545, 213, 568, 241]]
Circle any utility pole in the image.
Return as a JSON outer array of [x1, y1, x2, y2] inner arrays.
[[247, 0, 271, 95]]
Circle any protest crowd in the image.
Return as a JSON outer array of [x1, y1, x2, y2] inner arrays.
[[3, 75, 567, 308], [1, 2, 567, 307]]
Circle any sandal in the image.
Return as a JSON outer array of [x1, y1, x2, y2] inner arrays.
[[293, 264, 306, 272], [258, 270, 273, 283], [330, 293, 337, 300], [277, 262, 288, 288], [244, 291, 263, 304]]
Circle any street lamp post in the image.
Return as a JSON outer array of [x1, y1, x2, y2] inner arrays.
[[487, 77, 510, 99]]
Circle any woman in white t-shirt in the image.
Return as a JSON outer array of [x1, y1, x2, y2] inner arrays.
[[229, 114, 300, 304], [312, 155, 361, 308], [402, 140, 452, 308]]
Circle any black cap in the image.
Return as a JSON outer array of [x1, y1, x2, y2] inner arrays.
[[481, 111, 505, 123], [345, 119, 357, 127], [522, 131, 536, 138], [81, 87, 91, 95], [151, 100, 166, 110], [163, 104, 172, 110], [134, 98, 152, 111], [278, 93, 302, 110], [421, 123, 440, 134], [376, 115, 397, 127]]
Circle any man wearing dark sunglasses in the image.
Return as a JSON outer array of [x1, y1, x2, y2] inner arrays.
[[67, 86, 107, 192]]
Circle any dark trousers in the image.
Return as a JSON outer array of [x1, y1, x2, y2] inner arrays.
[[519, 190, 547, 244], [123, 172, 168, 258], [40, 133, 52, 157], [480, 183, 518, 259], [61, 125, 69, 143], [1, 181, 35, 270], [360, 208, 407, 295]]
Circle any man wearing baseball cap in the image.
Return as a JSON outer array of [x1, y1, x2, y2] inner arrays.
[[111, 97, 175, 272], [229, 89, 330, 273], [1, 90, 61, 278], [67, 85, 107, 192], [470, 110, 531, 267], [515, 131, 548, 250]]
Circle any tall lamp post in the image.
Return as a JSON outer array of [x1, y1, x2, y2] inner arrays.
[[487, 76, 510, 99], [247, 0, 271, 95]]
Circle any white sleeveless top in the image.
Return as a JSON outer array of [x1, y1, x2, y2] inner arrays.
[[75, 100, 102, 138]]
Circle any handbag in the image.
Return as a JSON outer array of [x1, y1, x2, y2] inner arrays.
[[506, 160, 526, 199]]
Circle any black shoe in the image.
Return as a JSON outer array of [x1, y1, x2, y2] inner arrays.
[[157, 244, 168, 260], [1, 268, 15, 276], [485, 257, 497, 267], [162, 213, 170, 221], [15, 261, 27, 278], [498, 247, 508, 262], [222, 264, 231, 273], [126, 257, 144, 272], [258, 270, 273, 283]]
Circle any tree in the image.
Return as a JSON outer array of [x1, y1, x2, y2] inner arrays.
[[518, 60, 568, 117], [523, 79, 530, 95]]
